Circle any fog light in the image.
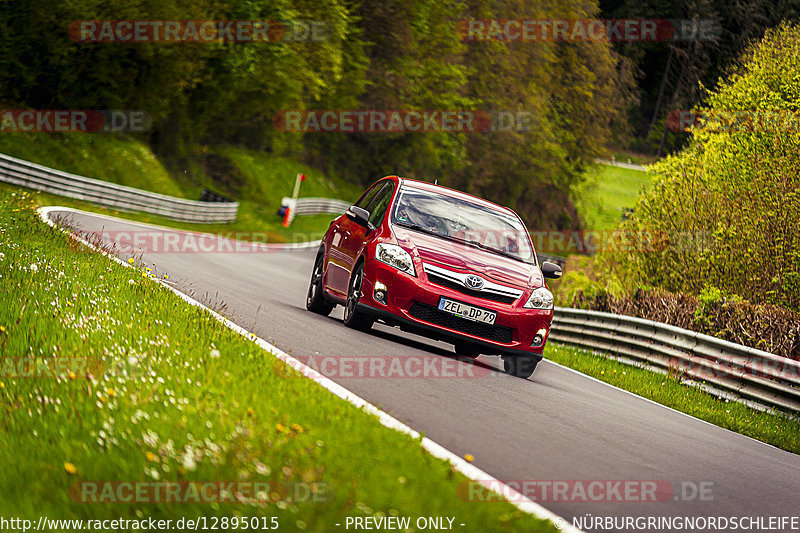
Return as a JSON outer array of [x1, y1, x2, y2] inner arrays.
[[530, 328, 548, 347], [374, 281, 388, 305]]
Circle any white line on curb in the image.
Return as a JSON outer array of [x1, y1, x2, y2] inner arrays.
[[544, 357, 793, 454], [38, 206, 582, 533]]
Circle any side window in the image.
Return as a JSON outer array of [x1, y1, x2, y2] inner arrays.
[[367, 184, 394, 227], [355, 181, 386, 209]]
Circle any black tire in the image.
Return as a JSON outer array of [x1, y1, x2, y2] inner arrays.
[[502, 355, 539, 379], [453, 342, 481, 359], [306, 249, 334, 316], [342, 263, 374, 331]]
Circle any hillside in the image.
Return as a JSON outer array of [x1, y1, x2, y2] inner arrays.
[[0, 132, 363, 242]]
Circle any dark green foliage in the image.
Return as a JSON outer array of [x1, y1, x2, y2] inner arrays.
[[601, 0, 800, 155], [0, 0, 629, 229]]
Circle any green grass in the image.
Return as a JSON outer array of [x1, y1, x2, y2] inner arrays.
[[0, 133, 364, 243], [0, 132, 185, 198], [546, 343, 800, 454], [0, 188, 558, 532], [574, 163, 651, 231]]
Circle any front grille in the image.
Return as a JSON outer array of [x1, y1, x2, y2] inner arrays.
[[409, 302, 514, 343], [427, 273, 518, 304]]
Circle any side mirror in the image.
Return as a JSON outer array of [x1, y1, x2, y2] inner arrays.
[[541, 261, 562, 279], [346, 205, 373, 229]]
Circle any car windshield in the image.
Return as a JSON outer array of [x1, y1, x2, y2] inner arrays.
[[391, 186, 535, 264]]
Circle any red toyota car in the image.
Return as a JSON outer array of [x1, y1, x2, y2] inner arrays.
[[305, 176, 562, 378]]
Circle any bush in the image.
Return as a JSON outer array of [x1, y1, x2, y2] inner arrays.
[[598, 23, 800, 311]]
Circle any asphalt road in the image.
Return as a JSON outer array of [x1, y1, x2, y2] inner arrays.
[[53, 209, 800, 531]]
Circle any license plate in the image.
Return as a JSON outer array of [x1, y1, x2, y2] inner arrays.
[[438, 297, 497, 325]]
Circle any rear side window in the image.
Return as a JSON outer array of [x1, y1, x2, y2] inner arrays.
[[355, 181, 387, 209], [367, 183, 395, 227]]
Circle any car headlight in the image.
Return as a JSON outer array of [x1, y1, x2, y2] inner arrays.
[[523, 287, 553, 310], [375, 243, 416, 276]]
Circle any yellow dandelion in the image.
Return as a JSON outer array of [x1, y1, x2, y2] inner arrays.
[[0, 382, 4, 389], [163, 274, 169, 280], [601, 370, 605, 375], [64, 462, 77, 475], [146, 451, 158, 462], [98, 395, 105, 403], [275, 423, 286, 433], [68, 371, 76, 380], [107, 388, 115, 398], [0, 325, 6, 333], [247, 408, 255, 416], [291, 423, 303, 433], [128, 258, 134, 264], [464, 454, 474, 463]]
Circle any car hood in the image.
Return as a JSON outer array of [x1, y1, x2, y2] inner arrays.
[[392, 226, 542, 288]]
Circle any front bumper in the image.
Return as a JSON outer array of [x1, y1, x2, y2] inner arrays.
[[359, 260, 552, 357]]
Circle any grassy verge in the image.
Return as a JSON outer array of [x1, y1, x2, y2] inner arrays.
[[0, 188, 557, 531], [0, 132, 185, 198], [573, 163, 651, 231], [546, 343, 800, 454], [0, 133, 363, 243]]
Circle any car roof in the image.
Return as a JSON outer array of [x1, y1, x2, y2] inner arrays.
[[389, 176, 519, 217]]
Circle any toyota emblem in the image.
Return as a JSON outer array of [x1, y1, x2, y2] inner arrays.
[[464, 274, 484, 289]]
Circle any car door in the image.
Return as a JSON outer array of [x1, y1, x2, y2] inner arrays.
[[338, 181, 395, 286], [326, 181, 387, 296]]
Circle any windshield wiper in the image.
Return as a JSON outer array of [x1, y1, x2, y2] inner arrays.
[[449, 235, 530, 264], [394, 221, 443, 239]]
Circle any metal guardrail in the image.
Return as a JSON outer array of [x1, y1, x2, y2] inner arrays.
[[595, 158, 648, 172], [550, 306, 800, 413], [0, 152, 238, 223], [291, 197, 352, 216], [281, 196, 351, 224]]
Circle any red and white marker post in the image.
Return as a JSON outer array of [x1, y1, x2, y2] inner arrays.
[[282, 173, 306, 227]]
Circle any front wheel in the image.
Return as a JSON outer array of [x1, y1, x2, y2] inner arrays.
[[343, 263, 374, 331], [502, 355, 539, 379], [306, 249, 334, 316]]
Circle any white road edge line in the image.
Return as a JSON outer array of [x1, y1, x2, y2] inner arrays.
[[39, 206, 581, 533], [543, 358, 792, 454]]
